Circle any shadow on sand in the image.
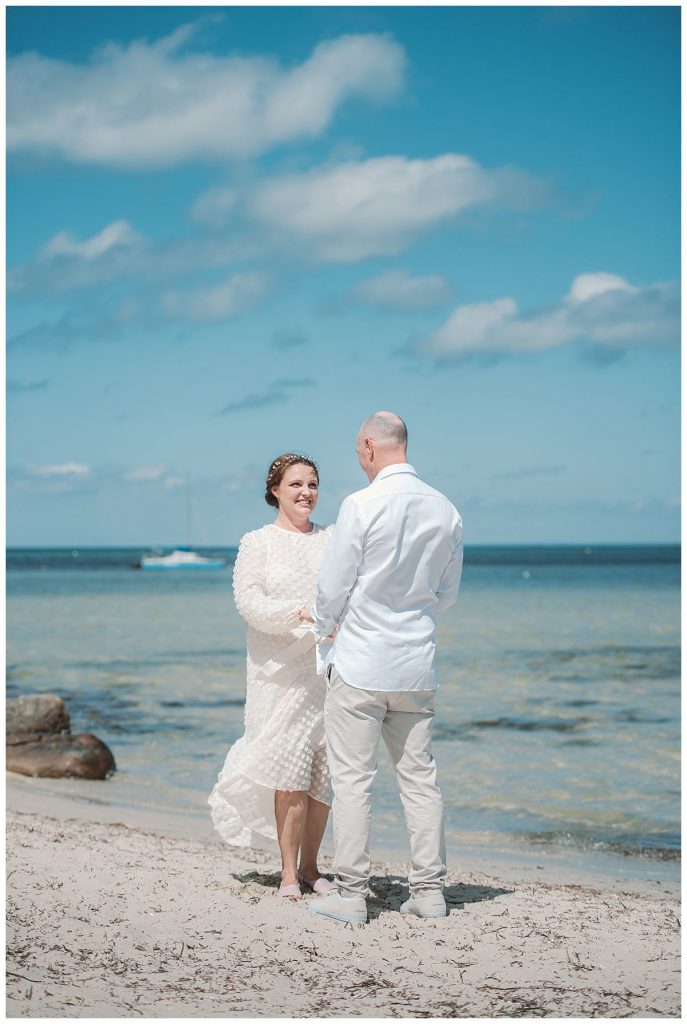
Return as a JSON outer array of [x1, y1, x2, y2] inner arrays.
[[367, 875, 512, 920], [235, 870, 511, 919]]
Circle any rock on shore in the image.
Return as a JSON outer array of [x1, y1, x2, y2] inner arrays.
[[6, 732, 116, 779], [6, 693, 70, 736], [6, 693, 116, 780]]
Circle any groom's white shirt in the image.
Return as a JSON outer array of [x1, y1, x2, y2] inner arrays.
[[312, 464, 463, 691]]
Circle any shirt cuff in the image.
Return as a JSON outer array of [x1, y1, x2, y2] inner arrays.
[[312, 612, 335, 640]]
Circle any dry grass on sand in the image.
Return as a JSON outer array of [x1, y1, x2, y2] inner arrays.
[[6, 809, 680, 1018]]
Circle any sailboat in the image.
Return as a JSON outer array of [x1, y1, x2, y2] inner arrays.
[[138, 477, 226, 571]]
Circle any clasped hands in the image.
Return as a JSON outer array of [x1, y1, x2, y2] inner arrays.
[[298, 607, 337, 642]]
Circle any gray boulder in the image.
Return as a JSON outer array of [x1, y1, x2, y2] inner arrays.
[[6, 732, 116, 780], [6, 694, 70, 736]]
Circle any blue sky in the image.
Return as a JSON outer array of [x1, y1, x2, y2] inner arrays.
[[7, 5, 680, 546]]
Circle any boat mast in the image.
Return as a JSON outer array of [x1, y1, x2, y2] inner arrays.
[[186, 474, 192, 549]]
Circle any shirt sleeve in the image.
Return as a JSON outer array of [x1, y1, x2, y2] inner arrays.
[[232, 532, 303, 635], [312, 497, 365, 637], [436, 513, 464, 613]]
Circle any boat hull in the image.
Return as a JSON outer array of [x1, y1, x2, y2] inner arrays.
[[140, 561, 226, 571], [139, 549, 226, 570]]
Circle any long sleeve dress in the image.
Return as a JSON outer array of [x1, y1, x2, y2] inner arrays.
[[208, 522, 334, 847]]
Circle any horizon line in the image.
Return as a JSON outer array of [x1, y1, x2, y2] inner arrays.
[[5, 541, 682, 550]]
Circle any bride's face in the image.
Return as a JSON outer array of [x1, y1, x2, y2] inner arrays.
[[272, 464, 319, 520]]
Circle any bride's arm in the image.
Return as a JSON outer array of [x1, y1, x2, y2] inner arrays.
[[232, 532, 303, 635]]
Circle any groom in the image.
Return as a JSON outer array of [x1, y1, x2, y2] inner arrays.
[[305, 412, 463, 924]]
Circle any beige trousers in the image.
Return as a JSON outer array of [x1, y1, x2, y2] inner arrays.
[[324, 665, 447, 897]]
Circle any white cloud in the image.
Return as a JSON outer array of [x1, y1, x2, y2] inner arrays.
[[126, 464, 169, 482], [349, 268, 452, 309], [8, 26, 405, 168], [420, 274, 679, 358], [39, 220, 143, 261], [9, 219, 262, 295], [10, 221, 146, 293], [161, 270, 271, 320], [247, 154, 550, 261], [11, 147, 548, 298], [566, 272, 635, 304], [32, 463, 90, 478]]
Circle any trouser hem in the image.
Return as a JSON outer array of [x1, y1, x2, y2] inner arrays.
[[336, 880, 370, 898], [409, 884, 445, 897]]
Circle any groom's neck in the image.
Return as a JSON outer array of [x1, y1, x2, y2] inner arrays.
[[366, 450, 408, 482]]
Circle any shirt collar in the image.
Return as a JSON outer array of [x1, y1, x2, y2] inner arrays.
[[375, 463, 418, 482]]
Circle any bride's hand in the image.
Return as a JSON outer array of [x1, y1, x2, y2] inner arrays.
[[299, 607, 314, 623]]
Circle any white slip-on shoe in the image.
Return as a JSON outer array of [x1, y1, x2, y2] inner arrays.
[[277, 883, 302, 901], [400, 892, 448, 918], [299, 874, 336, 895], [307, 890, 367, 925]]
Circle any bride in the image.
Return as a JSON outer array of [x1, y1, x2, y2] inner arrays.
[[208, 453, 336, 900]]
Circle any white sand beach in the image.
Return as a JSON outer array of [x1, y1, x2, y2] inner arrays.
[[6, 784, 680, 1019]]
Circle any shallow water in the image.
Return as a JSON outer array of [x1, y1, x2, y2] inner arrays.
[[6, 545, 680, 867]]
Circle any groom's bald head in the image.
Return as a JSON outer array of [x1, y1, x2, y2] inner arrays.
[[356, 412, 408, 481], [358, 411, 408, 449]]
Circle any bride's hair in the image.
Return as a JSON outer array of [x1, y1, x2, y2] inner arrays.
[[265, 453, 319, 508]]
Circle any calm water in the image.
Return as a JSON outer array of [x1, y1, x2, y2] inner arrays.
[[6, 546, 680, 864]]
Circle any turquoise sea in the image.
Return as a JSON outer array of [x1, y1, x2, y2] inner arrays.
[[6, 545, 680, 870]]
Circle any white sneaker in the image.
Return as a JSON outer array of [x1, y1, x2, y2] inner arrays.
[[400, 892, 448, 918], [307, 890, 367, 925]]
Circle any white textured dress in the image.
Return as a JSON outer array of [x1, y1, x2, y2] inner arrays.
[[208, 522, 334, 847]]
